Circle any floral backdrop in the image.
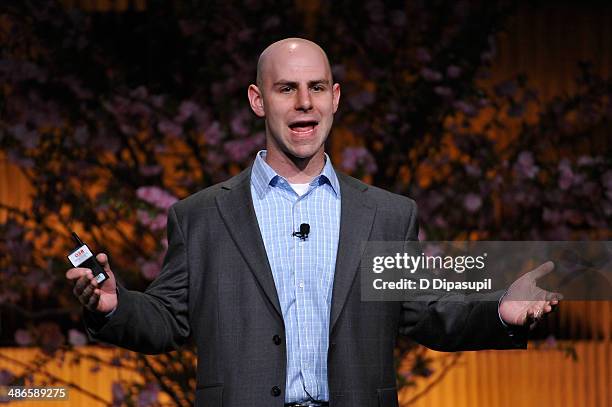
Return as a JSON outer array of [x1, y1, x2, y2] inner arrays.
[[0, 0, 610, 405]]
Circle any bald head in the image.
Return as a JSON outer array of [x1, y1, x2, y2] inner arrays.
[[256, 38, 332, 88]]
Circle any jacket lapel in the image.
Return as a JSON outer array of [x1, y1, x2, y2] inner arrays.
[[330, 173, 377, 332], [215, 167, 283, 320]]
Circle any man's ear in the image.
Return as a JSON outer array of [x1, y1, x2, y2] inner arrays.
[[248, 84, 265, 117], [332, 83, 341, 114]]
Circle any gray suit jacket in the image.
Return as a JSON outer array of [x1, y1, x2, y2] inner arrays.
[[86, 167, 526, 407]]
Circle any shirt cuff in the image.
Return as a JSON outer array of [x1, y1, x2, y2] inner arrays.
[[498, 290, 509, 328]]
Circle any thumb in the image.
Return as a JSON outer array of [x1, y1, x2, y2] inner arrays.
[[95, 252, 116, 281], [96, 252, 110, 270], [528, 261, 555, 280]]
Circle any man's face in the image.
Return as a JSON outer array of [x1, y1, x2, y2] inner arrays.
[[249, 42, 340, 162]]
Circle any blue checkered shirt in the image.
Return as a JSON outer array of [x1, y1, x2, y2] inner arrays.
[[251, 150, 341, 402]]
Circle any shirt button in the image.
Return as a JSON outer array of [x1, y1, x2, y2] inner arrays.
[[271, 386, 281, 397], [273, 335, 282, 345], [299, 281, 304, 288]]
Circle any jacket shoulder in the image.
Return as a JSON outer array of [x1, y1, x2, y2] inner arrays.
[[337, 172, 416, 211], [171, 167, 251, 214]]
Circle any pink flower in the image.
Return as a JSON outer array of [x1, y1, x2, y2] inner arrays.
[[601, 170, 612, 191], [331, 64, 346, 81], [446, 65, 462, 78], [149, 213, 168, 231], [433, 216, 448, 228], [399, 370, 413, 381], [37, 280, 51, 297], [434, 86, 453, 98], [415, 47, 431, 63], [464, 164, 481, 177], [0, 369, 13, 385], [137, 210, 167, 231], [13, 124, 40, 148], [542, 209, 561, 224], [176, 100, 200, 123], [514, 151, 539, 179], [348, 90, 375, 110], [138, 382, 160, 407], [453, 100, 477, 116], [421, 67, 443, 82], [91, 133, 120, 154], [463, 193, 482, 212], [136, 186, 178, 210], [129, 86, 148, 99], [74, 126, 89, 145], [263, 15, 280, 29], [224, 139, 253, 162], [112, 382, 126, 406], [341, 147, 378, 174], [68, 329, 87, 347], [230, 109, 251, 136], [558, 159, 574, 190], [6, 150, 34, 168], [139, 165, 162, 176], [137, 209, 152, 225], [204, 121, 223, 145], [38, 322, 65, 355], [563, 209, 583, 225], [141, 261, 161, 280], [15, 329, 32, 346], [494, 80, 517, 98], [157, 119, 182, 137]]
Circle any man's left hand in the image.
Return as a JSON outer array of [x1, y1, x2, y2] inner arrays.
[[499, 261, 562, 329]]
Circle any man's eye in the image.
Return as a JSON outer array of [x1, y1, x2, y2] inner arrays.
[[312, 85, 324, 92], [280, 87, 293, 93]]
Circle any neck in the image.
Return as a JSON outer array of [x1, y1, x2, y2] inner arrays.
[[264, 149, 325, 183]]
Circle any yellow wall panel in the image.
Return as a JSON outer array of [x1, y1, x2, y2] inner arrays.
[[0, 343, 609, 406], [401, 341, 611, 407]]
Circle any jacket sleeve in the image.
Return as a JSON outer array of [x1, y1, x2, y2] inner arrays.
[[398, 200, 528, 351], [84, 205, 190, 354]]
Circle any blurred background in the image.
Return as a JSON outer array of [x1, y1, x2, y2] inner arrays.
[[0, 0, 610, 406]]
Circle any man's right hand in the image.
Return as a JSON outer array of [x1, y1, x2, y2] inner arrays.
[[66, 253, 118, 314]]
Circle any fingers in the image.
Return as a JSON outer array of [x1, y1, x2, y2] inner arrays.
[[86, 289, 100, 309], [545, 291, 563, 304], [66, 267, 92, 280], [70, 269, 100, 311], [72, 271, 93, 296], [527, 298, 559, 328], [528, 261, 555, 280]]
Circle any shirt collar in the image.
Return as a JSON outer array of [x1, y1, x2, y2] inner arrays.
[[251, 150, 340, 198]]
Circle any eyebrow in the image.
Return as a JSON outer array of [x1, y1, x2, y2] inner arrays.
[[272, 79, 331, 87]]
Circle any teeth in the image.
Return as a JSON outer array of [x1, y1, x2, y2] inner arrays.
[[290, 123, 317, 129]]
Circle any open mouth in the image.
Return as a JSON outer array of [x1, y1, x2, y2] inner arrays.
[[288, 120, 319, 135]]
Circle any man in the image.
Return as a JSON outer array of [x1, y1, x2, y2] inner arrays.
[[67, 38, 558, 407]]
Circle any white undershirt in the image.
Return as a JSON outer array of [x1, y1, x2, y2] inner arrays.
[[289, 182, 310, 196]]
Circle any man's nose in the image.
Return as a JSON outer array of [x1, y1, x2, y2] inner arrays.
[[295, 87, 313, 111]]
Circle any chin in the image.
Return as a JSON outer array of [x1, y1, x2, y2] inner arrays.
[[285, 144, 324, 160], [289, 149, 319, 160]]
